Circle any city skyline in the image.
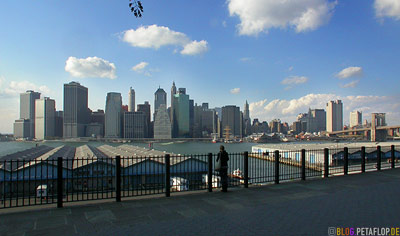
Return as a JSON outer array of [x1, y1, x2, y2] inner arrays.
[[1, 0, 400, 133]]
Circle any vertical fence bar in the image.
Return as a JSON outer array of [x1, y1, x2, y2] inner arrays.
[[361, 146, 366, 173], [301, 149, 306, 181], [344, 147, 348, 175], [57, 157, 63, 208], [391, 145, 395, 169], [115, 156, 121, 202], [165, 154, 170, 197], [324, 148, 329, 178], [244, 152, 249, 188], [377, 146, 381, 171], [207, 153, 212, 192], [274, 150, 279, 184]]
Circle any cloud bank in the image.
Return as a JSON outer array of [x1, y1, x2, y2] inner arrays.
[[249, 93, 400, 125]]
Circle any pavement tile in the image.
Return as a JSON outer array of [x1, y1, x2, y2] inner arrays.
[[84, 210, 116, 224], [35, 215, 67, 230]]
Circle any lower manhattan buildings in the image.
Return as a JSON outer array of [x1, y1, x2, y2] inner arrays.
[[12, 80, 385, 141]]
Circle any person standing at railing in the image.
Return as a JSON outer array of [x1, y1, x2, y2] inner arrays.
[[216, 145, 229, 192]]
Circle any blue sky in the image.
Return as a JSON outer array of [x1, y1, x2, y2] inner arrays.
[[0, 0, 400, 133]]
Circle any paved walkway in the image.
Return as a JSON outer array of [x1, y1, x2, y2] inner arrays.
[[1, 169, 400, 236]]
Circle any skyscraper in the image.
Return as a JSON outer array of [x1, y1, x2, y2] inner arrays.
[[63, 82, 89, 138], [17, 90, 41, 138], [173, 92, 190, 138], [137, 101, 151, 138], [105, 92, 122, 138], [128, 87, 135, 112], [326, 100, 343, 132], [243, 100, 251, 136], [170, 82, 177, 137], [154, 87, 167, 118], [221, 105, 241, 138], [350, 111, 362, 128], [154, 104, 172, 139], [123, 111, 146, 139], [35, 97, 55, 140], [243, 100, 250, 121]]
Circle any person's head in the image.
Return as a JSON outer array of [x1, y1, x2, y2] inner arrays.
[[220, 145, 225, 151]]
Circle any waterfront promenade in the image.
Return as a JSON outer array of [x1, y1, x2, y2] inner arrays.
[[0, 168, 399, 236]]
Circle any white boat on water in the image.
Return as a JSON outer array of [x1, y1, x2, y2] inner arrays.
[[230, 169, 244, 179], [170, 177, 189, 191]]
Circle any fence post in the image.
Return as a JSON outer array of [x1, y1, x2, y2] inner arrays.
[[165, 154, 170, 197], [274, 150, 279, 184], [377, 146, 381, 171], [57, 157, 63, 208], [361, 146, 366, 173], [244, 152, 249, 188], [344, 147, 348, 175], [301, 149, 306, 181], [115, 156, 121, 202], [391, 145, 395, 169], [324, 148, 329, 178], [207, 153, 212, 192]]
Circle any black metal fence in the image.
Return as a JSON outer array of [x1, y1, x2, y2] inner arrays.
[[0, 145, 398, 209]]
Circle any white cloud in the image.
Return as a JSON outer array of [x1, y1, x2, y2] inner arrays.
[[336, 66, 363, 79], [181, 40, 208, 55], [1, 80, 50, 97], [375, 0, 400, 20], [122, 25, 209, 56], [281, 76, 309, 90], [340, 80, 359, 88], [230, 88, 240, 94], [282, 76, 309, 85], [240, 57, 252, 62], [249, 94, 400, 125], [132, 62, 149, 72], [65, 56, 116, 79], [227, 0, 337, 36]]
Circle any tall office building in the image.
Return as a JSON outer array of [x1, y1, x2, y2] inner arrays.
[[128, 87, 135, 112], [243, 100, 250, 121], [105, 92, 123, 138], [170, 82, 177, 137], [243, 100, 251, 136], [173, 92, 190, 138], [14, 90, 41, 138], [123, 112, 146, 139], [154, 87, 167, 118], [35, 97, 56, 140], [55, 111, 63, 138], [189, 99, 194, 137], [63, 82, 89, 138], [221, 105, 241, 138], [154, 104, 172, 139], [137, 101, 151, 138], [326, 100, 343, 132], [350, 111, 362, 128]]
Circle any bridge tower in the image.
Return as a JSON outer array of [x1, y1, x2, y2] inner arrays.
[[371, 113, 387, 142]]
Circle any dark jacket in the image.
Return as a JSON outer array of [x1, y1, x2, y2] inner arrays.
[[217, 150, 229, 168]]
